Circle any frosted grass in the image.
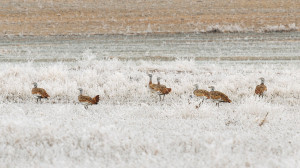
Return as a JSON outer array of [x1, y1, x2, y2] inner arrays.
[[0, 58, 299, 105], [0, 58, 300, 167], [0, 102, 299, 167]]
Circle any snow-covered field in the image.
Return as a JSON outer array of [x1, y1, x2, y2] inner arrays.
[[0, 57, 300, 167]]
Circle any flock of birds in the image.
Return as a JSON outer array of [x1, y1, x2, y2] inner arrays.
[[31, 75, 267, 109], [148, 75, 266, 107]]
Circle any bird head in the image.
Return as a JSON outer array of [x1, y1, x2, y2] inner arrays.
[[208, 86, 215, 91], [78, 88, 83, 95], [148, 74, 153, 78], [259, 77, 265, 84], [32, 82, 37, 88], [194, 84, 199, 90]]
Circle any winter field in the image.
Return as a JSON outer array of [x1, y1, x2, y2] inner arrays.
[[0, 33, 300, 167]]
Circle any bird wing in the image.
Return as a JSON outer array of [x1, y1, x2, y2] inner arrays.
[[32, 88, 50, 98], [158, 87, 171, 95], [194, 90, 210, 98], [255, 84, 267, 95], [262, 85, 267, 91], [211, 91, 231, 103], [216, 91, 231, 103], [152, 84, 162, 91], [149, 83, 158, 90], [78, 95, 93, 103], [210, 91, 221, 100]]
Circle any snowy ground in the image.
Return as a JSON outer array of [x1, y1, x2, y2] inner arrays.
[[0, 58, 299, 167]]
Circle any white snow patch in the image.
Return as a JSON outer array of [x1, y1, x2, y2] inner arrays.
[[0, 59, 299, 167]]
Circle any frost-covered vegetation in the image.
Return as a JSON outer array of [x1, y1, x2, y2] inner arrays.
[[0, 58, 299, 167]]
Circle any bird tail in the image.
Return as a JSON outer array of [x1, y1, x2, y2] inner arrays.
[[92, 95, 100, 104], [43, 93, 50, 98], [161, 88, 171, 94], [223, 95, 231, 103]]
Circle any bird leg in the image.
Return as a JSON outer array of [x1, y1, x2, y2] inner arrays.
[[188, 95, 192, 104], [201, 98, 205, 105], [197, 98, 204, 107], [158, 94, 165, 101], [197, 102, 202, 108]]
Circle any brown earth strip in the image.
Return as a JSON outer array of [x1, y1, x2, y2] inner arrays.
[[0, 0, 299, 36]]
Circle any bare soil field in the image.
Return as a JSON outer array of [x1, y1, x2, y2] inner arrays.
[[0, 0, 299, 35]]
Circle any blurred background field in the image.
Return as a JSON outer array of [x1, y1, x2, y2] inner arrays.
[[0, 0, 299, 36]]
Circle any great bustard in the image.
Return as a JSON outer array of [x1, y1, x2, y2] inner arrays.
[[191, 84, 210, 106], [31, 82, 50, 103], [78, 88, 100, 109], [208, 86, 231, 107], [255, 77, 267, 98], [156, 77, 172, 101]]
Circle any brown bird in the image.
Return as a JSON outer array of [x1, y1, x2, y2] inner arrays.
[[31, 82, 50, 103], [156, 77, 172, 101], [255, 77, 267, 98], [78, 88, 99, 109], [208, 86, 231, 107], [192, 84, 210, 106]]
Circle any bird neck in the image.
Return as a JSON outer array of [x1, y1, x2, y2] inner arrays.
[[149, 76, 152, 83], [79, 90, 82, 95], [157, 79, 160, 85], [195, 85, 198, 90]]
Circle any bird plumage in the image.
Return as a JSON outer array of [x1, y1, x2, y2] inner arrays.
[[31, 82, 49, 103], [78, 88, 99, 109], [209, 86, 231, 107], [156, 77, 171, 101], [255, 77, 267, 97], [32, 88, 50, 98], [192, 84, 210, 107], [193, 85, 210, 99]]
